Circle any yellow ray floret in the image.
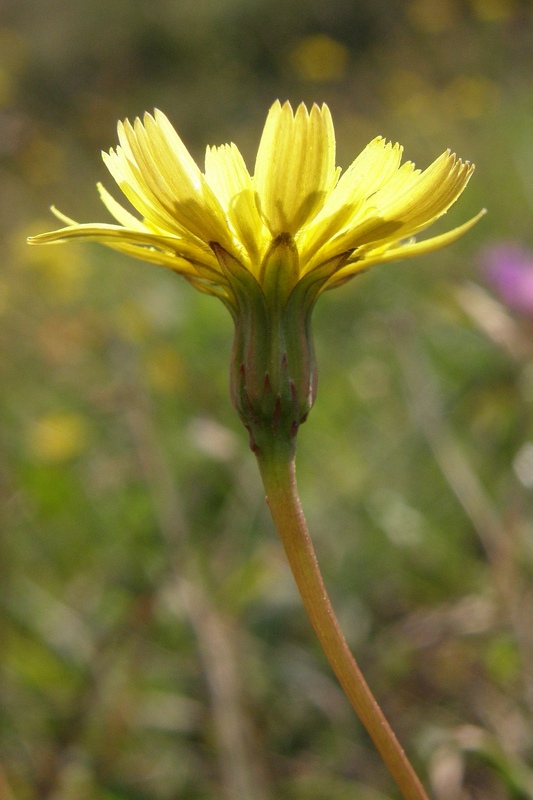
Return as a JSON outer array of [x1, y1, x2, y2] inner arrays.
[[28, 101, 484, 300]]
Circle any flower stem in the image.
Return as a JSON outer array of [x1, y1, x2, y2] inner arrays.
[[255, 438, 430, 800]]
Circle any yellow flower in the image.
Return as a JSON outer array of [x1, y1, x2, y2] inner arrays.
[[28, 411, 90, 464], [28, 101, 483, 450], [28, 101, 482, 304]]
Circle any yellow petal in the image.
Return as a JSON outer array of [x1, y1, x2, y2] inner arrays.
[[27, 222, 218, 275], [50, 206, 78, 226], [254, 101, 336, 236], [298, 139, 400, 259], [204, 143, 266, 266], [324, 137, 403, 214], [374, 152, 475, 235], [311, 154, 475, 266], [303, 212, 400, 273], [131, 113, 234, 247], [97, 183, 147, 230], [298, 139, 406, 266], [107, 113, 236, 255], [104, 241, 223, 284], [326, 209, 487, 287], [103, 146, 185, 235], [365, 208, 486, 265]]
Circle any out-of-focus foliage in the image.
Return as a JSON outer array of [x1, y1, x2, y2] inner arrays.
[[2, 1, 533, 798]]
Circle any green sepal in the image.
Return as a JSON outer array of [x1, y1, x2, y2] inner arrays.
[[211, 243, 317, 452]]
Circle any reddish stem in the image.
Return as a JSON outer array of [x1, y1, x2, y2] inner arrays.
[[256, 440, 430, 800]]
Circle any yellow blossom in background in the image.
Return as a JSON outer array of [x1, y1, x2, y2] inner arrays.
[[28, 411, 90, 464], [442, 75, 500, 120], [407, 0, 459, 33], [144, 344, 186, 394], [471, 0, 516, 22], [290, 35, 349, 82], [28, 101, 483, 308]]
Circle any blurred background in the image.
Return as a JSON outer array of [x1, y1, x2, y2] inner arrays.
[[2, 1, 533, 798]]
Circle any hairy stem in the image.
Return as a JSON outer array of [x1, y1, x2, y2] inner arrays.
[[255, 438, 429, 800]]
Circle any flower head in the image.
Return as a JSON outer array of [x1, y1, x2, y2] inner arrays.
[[29, 101, 482, 305], [28, 101, 483, 449]]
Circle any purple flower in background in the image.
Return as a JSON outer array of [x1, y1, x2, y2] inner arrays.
[[482, 242, 533, 316]]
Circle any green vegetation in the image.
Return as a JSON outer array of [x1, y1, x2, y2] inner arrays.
[[2, 2, 533, 798]]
